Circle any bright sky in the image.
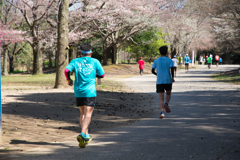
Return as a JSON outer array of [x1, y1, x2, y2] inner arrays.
[[69, 2, 81, 11]]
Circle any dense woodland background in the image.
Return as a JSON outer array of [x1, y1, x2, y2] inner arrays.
[[0, 0, 239, 87]]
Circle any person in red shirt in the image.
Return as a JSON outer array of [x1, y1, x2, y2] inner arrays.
[[215, 54, 220, 67], [138, 57, 145, 75]]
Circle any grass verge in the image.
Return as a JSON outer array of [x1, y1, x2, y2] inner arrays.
[[1, 73, 127, 92], [212, 68, 240, 84], [1, 74, 56, 88]]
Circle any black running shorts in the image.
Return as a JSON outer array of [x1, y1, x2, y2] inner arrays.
[[76, 97, 96, 106], [156, 84, 172, 93]]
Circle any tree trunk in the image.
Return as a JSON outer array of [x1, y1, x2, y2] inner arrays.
[[102, 44, 118, 65], [69, 46, 73, 63], [112, 44, 117, 64], [170, 46, 176, 58], [54, 0, 69, 88], [54, 49, 57, 67], [102, 43, 107, 65], [3, 46, 8, 76], [9, 56, 14, 73], [32, 42, 43, 75], [73, 45, 77, 59]]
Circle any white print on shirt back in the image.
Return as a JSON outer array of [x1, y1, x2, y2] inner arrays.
[[77, 61, 94, 75]]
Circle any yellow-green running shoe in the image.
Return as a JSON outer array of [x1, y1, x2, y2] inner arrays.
[[77, 134, 86, 148], [85, 135, 92, 144]]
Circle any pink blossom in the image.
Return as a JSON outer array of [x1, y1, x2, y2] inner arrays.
[[0, 26, 25, 44]]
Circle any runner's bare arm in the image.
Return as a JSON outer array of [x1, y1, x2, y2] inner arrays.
[[152, 68, 157, 75]]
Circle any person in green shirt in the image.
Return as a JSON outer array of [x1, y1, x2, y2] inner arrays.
[[178, 54, 183, 70], [207, 55, 212, 69]]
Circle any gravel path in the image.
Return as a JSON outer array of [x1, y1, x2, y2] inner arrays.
[[3, 65, 240, 160]]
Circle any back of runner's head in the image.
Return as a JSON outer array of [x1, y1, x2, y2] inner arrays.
[[159, 46, 168, 55], [80, 43, 92, 55]]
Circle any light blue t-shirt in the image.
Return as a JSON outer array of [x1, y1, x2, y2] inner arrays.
[[185, 56, 190, 64], [66, 57, 105, 98], [152, 57, 173, 84]]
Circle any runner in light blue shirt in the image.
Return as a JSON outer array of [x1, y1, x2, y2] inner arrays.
[[184, 54, 190, 73], [152, 46, 175, 119], [152, 57, 173, 84]]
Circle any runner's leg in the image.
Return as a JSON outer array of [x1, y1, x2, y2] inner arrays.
[[81, 106, 94, 135], [165, 90, 171, 104], [79, 106, 85, 130], [158, 92, 164, 112]]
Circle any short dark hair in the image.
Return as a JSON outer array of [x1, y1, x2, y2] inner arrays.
[[80, 43, 92, 53], [159, 46, 168, 55]]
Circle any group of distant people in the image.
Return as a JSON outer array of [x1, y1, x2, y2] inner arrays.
[[205, 54, 222, 69], [138, 53, 192, 76], [199, 54, 222, 68]]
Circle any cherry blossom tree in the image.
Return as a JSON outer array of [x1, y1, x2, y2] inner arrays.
[[68, 0, 185, 65], [0, 26, 24, 145], [173, 0, 240, 63], [0, 28, 25, 74], [162, 0, 212, 58], [0, 0, 24, 75], [6, 0, 56, 75], [208, 0, 240, 63]]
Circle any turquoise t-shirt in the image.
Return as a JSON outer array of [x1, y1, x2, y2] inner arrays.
[[152, 57, 173, 84], [185, 56, 190, 64], [66, 57, 105, 98]]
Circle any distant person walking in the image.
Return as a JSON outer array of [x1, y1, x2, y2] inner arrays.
[[199, 56, 203, 65], [138, 57, 145, 75], [184, 54, 190, 73], [207, 55, 212, 69], [178, 54, 183, 70], [215, 54, 220, 67], [172, 55, 178, 77], [65, 43, 105, 148], [219, 57, 222, 65], [152, 46, 175, 119], [210, 53, 213, 65]]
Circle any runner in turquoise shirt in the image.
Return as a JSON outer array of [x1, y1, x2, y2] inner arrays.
[[65, 43, 105, 148], [66, 56, 104, 98]]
